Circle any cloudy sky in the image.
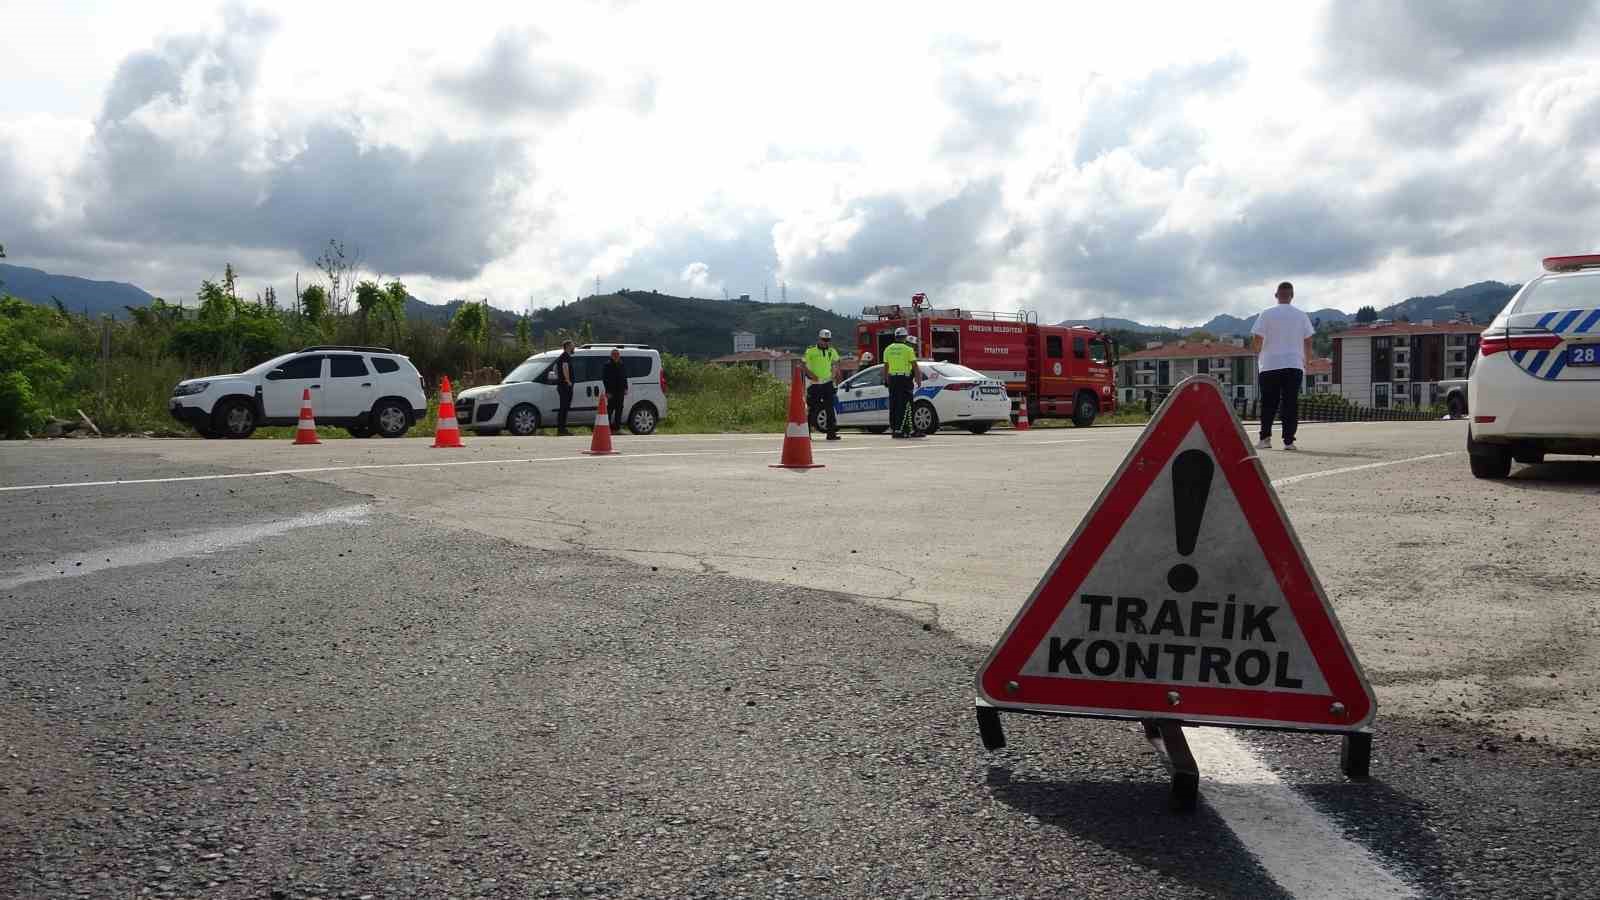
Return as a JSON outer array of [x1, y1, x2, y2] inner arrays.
[[3, 0, 1599, 325]]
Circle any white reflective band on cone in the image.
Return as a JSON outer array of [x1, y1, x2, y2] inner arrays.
[[438, 417, 457, 428], [786, 423, 809, 438]]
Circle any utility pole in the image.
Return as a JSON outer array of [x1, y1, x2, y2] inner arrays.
[[594, 276, 600, 297], [781, 281, 787, 302], [763, 284, 769, 302]]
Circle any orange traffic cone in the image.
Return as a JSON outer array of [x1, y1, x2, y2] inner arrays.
[[770, 368, 824, 470], [432, 376, 464, 448], [585, 392, 617, 455], [1014, 400, 1031, 431], [293, 388, 321, 445]]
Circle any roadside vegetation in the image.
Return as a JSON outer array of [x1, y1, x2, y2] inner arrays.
[[0, 261, 801, 438]]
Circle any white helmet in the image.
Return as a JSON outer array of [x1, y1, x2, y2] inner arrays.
[[894, 326, 908, 338], [907, 335, 919, 346], [860, 351, 874, 362], [818, 328, 832, 340]]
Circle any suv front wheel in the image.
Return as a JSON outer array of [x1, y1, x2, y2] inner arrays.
[[215, 399, 257, 439], [372, 400, 412, 438]]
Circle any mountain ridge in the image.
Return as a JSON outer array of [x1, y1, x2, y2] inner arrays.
[[0, 262, 1523, 354]]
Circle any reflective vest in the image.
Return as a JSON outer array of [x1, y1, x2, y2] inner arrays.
[[803, 345, 839, 381], [883, 341, 917, 375]]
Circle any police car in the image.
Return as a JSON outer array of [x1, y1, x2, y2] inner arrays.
[[1466, 254, 1600, 478], [820, 361, 1012, 434]]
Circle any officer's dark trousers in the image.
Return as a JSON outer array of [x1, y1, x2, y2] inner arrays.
[[889, 374, 914, 435], [557, 385, 573, 431], [1257, 367, 1304, 445], [806, 383, 837, 435], [607, 392, 625, 431]]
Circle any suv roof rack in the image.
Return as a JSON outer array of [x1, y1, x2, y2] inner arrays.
[[300, 345, 395, 353], [578, 343, 653, 349]]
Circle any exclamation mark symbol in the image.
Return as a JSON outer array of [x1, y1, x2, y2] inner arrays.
[[1167, 449, 1215, 593]]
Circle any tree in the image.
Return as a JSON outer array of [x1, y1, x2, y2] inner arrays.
[[579, 320, 595, 344], [354, 280, 385, 341], [222, 263, 238, 301], [378, 280, 408, 347], [449, 300, 489, 369], [1186, 329, 1218, 343], [316, 239, 362, 315], [263, 286, 278, 311], [1355, 305, 1378, 323], [300, 284, 329, 323], [197, 279, 234, 322], [515, 314, 532, 349]]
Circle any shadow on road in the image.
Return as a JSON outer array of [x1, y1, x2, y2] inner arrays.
[[1269, 448, 1371, 459], [983, 764, 1292, 899], [1504, 460, 1600, 488], [1292, 777, 1447, 880]]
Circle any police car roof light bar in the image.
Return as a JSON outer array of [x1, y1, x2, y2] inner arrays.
[[1541, 254, 1600, 273]]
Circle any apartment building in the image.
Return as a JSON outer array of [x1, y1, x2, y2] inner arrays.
[[1331, 321, 1485, 408], [1118, 339, 1259, 405]]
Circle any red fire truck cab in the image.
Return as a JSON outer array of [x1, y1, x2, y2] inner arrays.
[[857, 293, 1118, 426]]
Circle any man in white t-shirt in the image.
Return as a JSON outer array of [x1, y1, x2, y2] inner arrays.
[[1249, 281, 1316, 451]]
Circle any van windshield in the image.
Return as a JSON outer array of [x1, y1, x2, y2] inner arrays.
[[503, 359, 551, 383]]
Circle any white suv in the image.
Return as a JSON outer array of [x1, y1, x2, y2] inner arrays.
[[1467, 254, 1600, 478], [169, 346, 429, 439], [455, 344, 667, 435]]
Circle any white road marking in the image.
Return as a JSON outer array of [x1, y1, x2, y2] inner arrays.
[[1175, 454, 1454, 899], [1187, 730, 1417, 899], [0, 436, 1110, 492], [1269, 452, 1459, 488], [0, 504, 370, 589]]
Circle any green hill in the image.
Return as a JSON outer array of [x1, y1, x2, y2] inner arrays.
[[509, 290, 858, 359], [1376, 281, 1517, 324], [0, 263, 155, 315]]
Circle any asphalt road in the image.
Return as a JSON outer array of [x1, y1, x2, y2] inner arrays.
[[3, 420, 1598, 899]]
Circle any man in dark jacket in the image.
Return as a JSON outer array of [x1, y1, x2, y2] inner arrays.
[[601, 348, 628, 432], [555, 341, 575, 435]]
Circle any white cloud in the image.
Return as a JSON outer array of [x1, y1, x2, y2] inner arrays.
[[3, 0, 1600, 326]]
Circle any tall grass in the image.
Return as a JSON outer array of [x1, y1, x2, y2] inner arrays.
[[657, 354, 787, 433]]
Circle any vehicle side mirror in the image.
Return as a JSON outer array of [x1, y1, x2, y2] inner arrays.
[[268, 368, 286, 380]]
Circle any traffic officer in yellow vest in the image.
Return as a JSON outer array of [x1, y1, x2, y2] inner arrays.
[[883, 327, 924, 439], [802, 329, 842, 441]]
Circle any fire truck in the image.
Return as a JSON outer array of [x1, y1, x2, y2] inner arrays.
[[856, 293, 1118, 426]]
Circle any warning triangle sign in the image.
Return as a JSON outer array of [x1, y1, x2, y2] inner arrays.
[[977, 376, 1375, 731]]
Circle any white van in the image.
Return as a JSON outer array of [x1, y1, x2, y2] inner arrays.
[[455, 344, 667, 435]]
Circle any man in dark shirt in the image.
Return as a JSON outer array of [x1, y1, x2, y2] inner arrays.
[[555, 341, 575, 436], [601, 348, 628, 432]]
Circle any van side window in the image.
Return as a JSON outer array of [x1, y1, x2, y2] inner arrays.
[[371, 357, 399, 374], [1046, 336, 1064, 359], [622, 356, 653, 378], [1073, 336, 1086, 359], [573, 356, 606, 382]]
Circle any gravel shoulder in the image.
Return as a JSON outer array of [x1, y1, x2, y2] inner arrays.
[[1, 512, 1282, 900]]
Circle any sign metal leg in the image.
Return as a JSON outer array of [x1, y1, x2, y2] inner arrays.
[[1142, 720, 1199, 812], [975, 705, 1007, 751], [1341, 732, 1372, 778]]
